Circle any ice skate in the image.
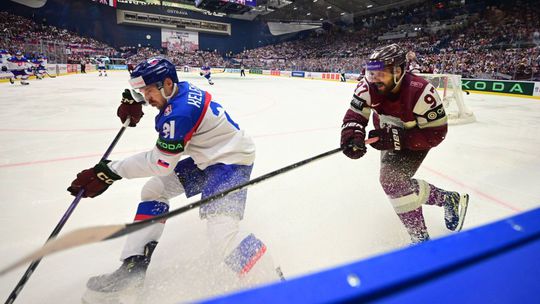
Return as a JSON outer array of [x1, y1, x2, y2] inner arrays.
[[81, 242, 156, 304], [444, 192, 469, 231]]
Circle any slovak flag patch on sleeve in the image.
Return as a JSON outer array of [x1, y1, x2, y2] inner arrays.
[[157, 159, 170, 168]]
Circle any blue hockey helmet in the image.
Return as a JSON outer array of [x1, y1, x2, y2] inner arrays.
[[129, 57, 178, 90]]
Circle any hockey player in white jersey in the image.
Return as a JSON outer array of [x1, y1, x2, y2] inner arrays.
[[7, 51, 31, 85], [0, 50, 10, 71], [200, 64, 214, 85], [68, 57, 280, 300], [97, 58, 107, 76], [30, 55, 47, 80], [0, 50, 14, 81]]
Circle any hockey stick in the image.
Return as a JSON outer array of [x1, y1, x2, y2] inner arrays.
[[0, 137, 378, 278], [45, 71, 57, 78], [4, 118, 131, 304]]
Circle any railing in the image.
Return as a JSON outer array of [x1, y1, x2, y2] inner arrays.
[[0, 37, 114, 64]]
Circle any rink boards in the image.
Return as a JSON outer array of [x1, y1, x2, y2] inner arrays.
[[201, 207, 540, 304]]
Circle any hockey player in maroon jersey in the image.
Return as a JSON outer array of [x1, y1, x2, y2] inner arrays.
[[340, 44, 469, 243]]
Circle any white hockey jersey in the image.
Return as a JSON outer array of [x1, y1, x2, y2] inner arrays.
[[110, 81, 255, 178]]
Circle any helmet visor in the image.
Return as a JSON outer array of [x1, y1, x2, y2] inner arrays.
[[365, 61, 393, 83]]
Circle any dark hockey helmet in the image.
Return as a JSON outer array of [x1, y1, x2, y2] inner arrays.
[[365, 43, 407, 87], [366, 43, 407, 71], [129, 57, 178, 90]]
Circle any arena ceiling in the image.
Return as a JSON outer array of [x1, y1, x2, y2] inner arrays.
[[259, 0, 424, 23], [127, 0, 425, 22]]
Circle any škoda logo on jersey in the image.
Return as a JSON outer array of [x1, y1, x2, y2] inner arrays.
[[156, 138, 184, 154]]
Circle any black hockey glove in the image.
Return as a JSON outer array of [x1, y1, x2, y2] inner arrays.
[[341, 121, 367, 159], [67, 160, 122, 198], [341, 109, 368, 159], [368, 126, 403, 151], [117, 89, 144, 127]]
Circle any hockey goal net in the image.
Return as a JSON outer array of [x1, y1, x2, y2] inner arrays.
[[418, 73, 476, 124]]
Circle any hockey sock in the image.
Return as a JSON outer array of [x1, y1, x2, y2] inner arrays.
[[206, 216, 278, 280], [425, 184, 454, 207], [120, 200, 168, 260], [397, 206, 429, 243], [224, 233, 267, 276]]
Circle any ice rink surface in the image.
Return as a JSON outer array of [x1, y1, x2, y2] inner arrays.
[[1, 71, 539, 303]]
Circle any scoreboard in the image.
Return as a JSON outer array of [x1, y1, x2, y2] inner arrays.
[[195, 0, 257, 7], [91, 0, 117, 8], [195, 0, 255, 14]]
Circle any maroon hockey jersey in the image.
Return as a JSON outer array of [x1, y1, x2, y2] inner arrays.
[[347, 72, 448, 150]]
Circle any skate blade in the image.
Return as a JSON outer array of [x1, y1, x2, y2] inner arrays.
[[82, 287, 142, 304], [455, 194, 470, 232]]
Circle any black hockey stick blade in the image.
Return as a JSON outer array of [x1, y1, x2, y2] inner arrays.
[[0, 137, 378, 276]]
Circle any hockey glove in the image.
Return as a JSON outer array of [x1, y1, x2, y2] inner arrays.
[[67, 160, 122, 198], [341, 121, 367, 159], [1, 66, 7, 72], [368, 126, 403, 151], [117, 89, 144, 127]]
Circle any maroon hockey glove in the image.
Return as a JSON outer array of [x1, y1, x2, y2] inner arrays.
[[368, 126, 404, 151], [341, 121, 367, 159], [67, 160, 122, 198], [117, 89, 144, 127]]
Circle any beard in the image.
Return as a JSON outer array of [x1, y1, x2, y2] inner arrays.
[[374, 82, 392, 94]]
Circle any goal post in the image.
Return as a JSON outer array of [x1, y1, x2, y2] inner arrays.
[[418, 73, 476, 124]]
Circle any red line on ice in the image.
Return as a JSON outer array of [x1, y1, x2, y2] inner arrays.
[[2, 127, 518, 213], [0, 128, 117, 133], [423, 166, 521, 212], [0, 150, 141, 168]]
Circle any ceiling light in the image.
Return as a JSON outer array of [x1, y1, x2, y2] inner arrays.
[[320, 18, 323, 20], [293, 7, 297, 10], [307, 12, 311, 15], [367, 4, 373, 8], [327, 6, 332, 9], [340, 12, 345, 15]]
